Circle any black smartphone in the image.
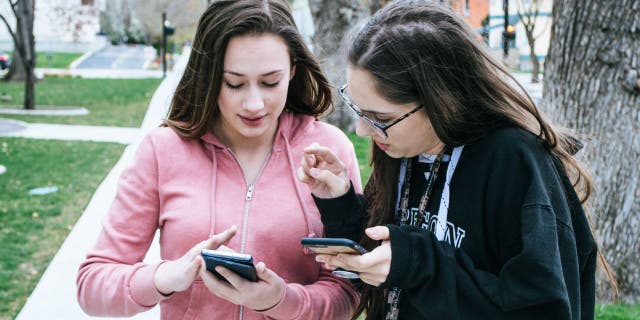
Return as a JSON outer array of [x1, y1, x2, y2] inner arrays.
[[301, 237, 369, 279], [201, 249, 258, 282], [301, 237, 369, 255]]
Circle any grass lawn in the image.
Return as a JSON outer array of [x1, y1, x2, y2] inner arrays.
[[0, 137, 125, 319], [0, 77, 162, 127], [349, 133, 372, 186], [597, 304, 640, 319], [35, 52, 83, 69], [4, 51, 83, 69]]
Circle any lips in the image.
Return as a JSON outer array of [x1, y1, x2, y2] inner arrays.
[[240, 115, 266, 127], [374, 141, 389, 151]]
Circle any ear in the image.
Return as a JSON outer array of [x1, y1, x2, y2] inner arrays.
[[289, 64, 296, 81]]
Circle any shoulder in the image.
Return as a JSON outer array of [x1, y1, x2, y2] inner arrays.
[[290, 115, 354, 150], [457, 127, 558, 189], [465, 127, 550, 163], [475, 127, 543, 152], [138, 126, 198, 156], [309, 119, 352, 142], [144, 126, 182, 142]]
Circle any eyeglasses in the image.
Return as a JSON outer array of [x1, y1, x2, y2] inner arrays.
[[338, 84, 423, 139]]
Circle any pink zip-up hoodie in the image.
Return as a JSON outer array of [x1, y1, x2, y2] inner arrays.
[[77, 112, 362, 319]]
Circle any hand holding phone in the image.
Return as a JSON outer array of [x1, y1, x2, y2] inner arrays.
[[201, 249, 258, 282], [301, 237, 368, 279]]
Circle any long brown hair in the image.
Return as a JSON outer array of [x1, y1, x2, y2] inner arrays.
[[164, 0, 332, 139], [347, 1, 607, 318]]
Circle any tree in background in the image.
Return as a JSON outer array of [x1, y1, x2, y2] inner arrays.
[[99, 0, 146, 44], [366, 0, 390, 14], [308, 0, 369, 131], [515, 0, 548, 83], [129, 0, 206, 45], [0, 0, 36, 110], [49, 0, 100, 43], [543, 0, 640, 303]]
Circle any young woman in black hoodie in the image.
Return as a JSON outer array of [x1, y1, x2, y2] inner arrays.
[[298, 0, 614, 319]]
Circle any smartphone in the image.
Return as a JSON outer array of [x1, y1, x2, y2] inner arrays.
[[201, 249, 258, 282], [301, 237, 368, 279], [301, 237, 369, 255]]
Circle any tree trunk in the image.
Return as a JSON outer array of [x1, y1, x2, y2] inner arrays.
[[366, 0, 390, 15], [525, 30, 539, 83], [20, 0, 35, 110], [2, 0, 36, 109], [542, 0, 640, 303], [308, 0, 368, 131]]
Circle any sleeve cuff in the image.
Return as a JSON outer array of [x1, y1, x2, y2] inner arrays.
[[259, 283, 305, 319], [313, 181, 358, 224], [128, 261, 172, 307], [380, 224, 413, 289]]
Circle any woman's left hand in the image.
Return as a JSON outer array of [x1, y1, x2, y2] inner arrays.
[[200, 260, 286, 311], [316, 226, 392, 286]]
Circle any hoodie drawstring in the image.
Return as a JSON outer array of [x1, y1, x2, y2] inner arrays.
[[209, 144, 218, 237], [282, 135, 317, 238]]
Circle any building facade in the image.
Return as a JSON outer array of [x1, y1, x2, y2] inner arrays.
[[0, 0, 104, 52]]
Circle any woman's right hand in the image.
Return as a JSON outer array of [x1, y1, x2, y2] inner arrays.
[[315, 226, 392, 286], [298, 142, 351, 199], [153, 226, 237, 295]]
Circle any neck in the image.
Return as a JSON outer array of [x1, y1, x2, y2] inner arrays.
[[421, 141, 446, 156], [214, 124, 278, 155], [213, 124, 277, 184]]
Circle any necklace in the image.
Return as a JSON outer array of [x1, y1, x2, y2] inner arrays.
[[387, 148, 449, 320], [386, 146, 464, 320], [399, 149, 449, 231]]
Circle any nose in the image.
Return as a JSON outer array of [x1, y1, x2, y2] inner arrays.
[[244, 87, 264, 112], [355, 118, 372, 137]]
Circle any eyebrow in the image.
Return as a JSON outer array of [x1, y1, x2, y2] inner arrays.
[[224, 70, 284, 77]]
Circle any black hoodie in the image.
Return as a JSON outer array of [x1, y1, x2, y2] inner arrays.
[[315, 127, 597, 319]]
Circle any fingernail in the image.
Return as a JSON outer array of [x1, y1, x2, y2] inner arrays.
[[310, 168, 319, 176], [315, 256, 324, 263], [305, 155, 315, 164]]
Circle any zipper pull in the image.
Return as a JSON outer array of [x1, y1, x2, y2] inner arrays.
[[246, 184, 254, 201]]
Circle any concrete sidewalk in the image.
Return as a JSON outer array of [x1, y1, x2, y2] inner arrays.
[[15, 48, 190, 320], [1, 121, 140, 144]]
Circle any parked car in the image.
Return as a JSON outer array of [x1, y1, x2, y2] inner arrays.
[[0, 51, 10, 70]]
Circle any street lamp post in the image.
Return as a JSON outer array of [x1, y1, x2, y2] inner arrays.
[[503, 0, 509, 59], [161, 12, 175, 78]]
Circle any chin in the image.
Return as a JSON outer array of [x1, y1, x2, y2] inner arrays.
[[382, 149, 404, 159]]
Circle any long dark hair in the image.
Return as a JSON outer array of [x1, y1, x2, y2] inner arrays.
[[164, 0, 332, 138], [348, 1, 599, 318]]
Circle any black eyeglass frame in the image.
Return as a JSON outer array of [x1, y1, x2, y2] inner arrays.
[[338, 84, 423, 138]]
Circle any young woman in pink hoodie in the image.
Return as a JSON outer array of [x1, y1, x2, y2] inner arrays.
[[76, 1, 362, 319]]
